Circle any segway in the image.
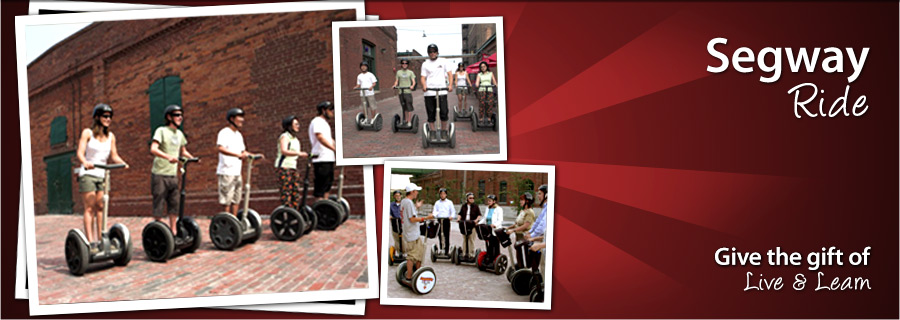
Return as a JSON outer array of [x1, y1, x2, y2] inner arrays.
[[142, 158, 202, 262], [390, 86, 419, 134], [209, 155, 263, 250], [395, 260, 437, 294], [530, 250, 546, 302], [388, 217, 406, 266], [64, 163, 132, 276], [313, 166, 349, 230], [452, 85, 474, 122], [495, 228, 534, 295], [269, 154, 318, 241], [472, 85, 498, 132], [473, 224, 509, 275], [421, 87, 456, 148], [451, 219, 479, 265], [427, 217, 453, 263], [354, 87, 383, 131]]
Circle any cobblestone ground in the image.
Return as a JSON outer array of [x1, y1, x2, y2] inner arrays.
[[341, 90, 501, 159], [34, 215, 368, 305], [384, 221, 529, 302]]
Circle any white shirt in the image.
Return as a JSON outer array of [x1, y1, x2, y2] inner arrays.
[[478, 205, 504, 229], [421, 58, 451, 96], [80, 134, 111, 178], [216, 127, 245, 176], [356, 72, 377, 96], [308, 116, 335, 162], [432, 198, 455, 219]]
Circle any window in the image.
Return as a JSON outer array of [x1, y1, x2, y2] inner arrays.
[[147, 76, 183, 137], [478, 180, 485, 199], [49, 116, 67, 145], [499, 181, 507, 203], [362, 40, 378, 90]]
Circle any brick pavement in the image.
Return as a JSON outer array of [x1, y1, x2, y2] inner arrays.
[[341, 90, 501, 158], [384, 221, 531, 302], [34, 215, 368, 305]]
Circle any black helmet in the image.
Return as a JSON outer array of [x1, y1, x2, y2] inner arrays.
[[92, 103, 113, 118], [438, 188, 448, 195], [465, 192, 474, 198], [360, 61, 369, 68], [164, 104, 182, 116], [458, 62, 464, 67], [486, 194, 497, 201], [282, 115, 298, 132], [316, 101, 334, 114], [520, 192, 534, 206], [400, 58, 410, 65], [539, 184, 548, 195], [427, 43, 438, 53], [392, 190, 402, 196], [226, 108, 245, 126]]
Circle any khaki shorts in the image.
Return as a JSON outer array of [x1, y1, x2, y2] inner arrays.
[[78, 174, 104, 193], [361, 95, 377, 110], [404, 237, 425, 263], [218, 174, 243, 205]]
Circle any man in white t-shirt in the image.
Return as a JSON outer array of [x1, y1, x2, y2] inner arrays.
[[217, 108, 263, 216], [353, 61, 378, 124], [420, 43, 454, 140], [309, 101, 337, 201], [432, 188, 456, 254]]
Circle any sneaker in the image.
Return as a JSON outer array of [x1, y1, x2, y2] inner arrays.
[[90, 242, 100, 254]]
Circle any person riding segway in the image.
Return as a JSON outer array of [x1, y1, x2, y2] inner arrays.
[[391, 58, 419, 133]]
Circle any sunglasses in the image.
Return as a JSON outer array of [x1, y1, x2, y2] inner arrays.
[[171, 113, 184, 117], [100, 114, 112, 119]]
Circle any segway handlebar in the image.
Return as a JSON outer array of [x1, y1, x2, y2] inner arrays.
[[425, 87, 449, 91], [94, 163, 126, 170], [180, 157, 200, 164], [247, 154, 263, 160]]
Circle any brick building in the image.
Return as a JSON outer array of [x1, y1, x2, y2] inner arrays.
[[27, 10, 367, 217], [461, 23, 497, 70], [337, 26, 397, 110], [406, 169, 548, 206]]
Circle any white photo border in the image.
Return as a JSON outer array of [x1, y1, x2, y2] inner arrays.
[[332, 17, 508, 166], [16, 2, 378, 316], [379, 160, 553, 310]]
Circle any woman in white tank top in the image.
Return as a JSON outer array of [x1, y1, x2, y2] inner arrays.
[[453, 63, 472, 112], [76, 104, 128, 244]]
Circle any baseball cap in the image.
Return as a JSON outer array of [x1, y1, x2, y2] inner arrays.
[[405, 183, 423, 192]]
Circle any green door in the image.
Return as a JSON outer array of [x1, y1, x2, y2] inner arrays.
[[45, 152, 74, 214]]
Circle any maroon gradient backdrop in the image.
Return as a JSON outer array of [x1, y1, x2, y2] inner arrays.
[[2, 1, 897, 318]]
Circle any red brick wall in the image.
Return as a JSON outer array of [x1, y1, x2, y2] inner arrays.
[[27, 10, 366, 217], [338, 26, 397, 110], [410, 170, 548, 205]]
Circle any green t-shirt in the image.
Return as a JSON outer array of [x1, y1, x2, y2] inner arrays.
[[395, 69, 416, 93], [151, 126, 187, 176], [275, 132, 301, 169], [478, 72, 493, 92]]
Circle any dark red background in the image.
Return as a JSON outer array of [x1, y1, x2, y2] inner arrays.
[[3, 1, 897, 318]]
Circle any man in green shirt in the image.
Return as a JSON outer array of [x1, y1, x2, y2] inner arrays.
[[392, 58, 416, 126], [149, 105, 196, 230]]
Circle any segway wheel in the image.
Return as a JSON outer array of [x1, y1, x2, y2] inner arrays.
[[392, 114, 400, 133], [511, 269, 534, 295], [430, 246, 437, 263], [412, 115, 419, 134], [472, 113, 478, 132], [329, 195, 351, 221], [506, 266, 515, 282], [142, 221, 175, 262], [355, 112, 364, 130], [494, 255, 508, 275], [109, 223, 132, 266], [476, 251, 487, 271], [412, 267, 437, 294], [180, 216, 203, 254], [270, 206, 305, 241], [451, 247, 458, 265], [395, 261, 408, 285], [530, 286, 544, 302], [301, 206, 317, 233], [374, 114, 383, 131], [64, 230, 90, 276], [491, 113, 498, 132], [449, 130, 456, 148], [241, 209, 262, 244], [422, 130, 430, 148], [210, 212, 243, 250], [475, 248, 482, 264], [452, 109, 456, 122], [312, 200, 344, 230]]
